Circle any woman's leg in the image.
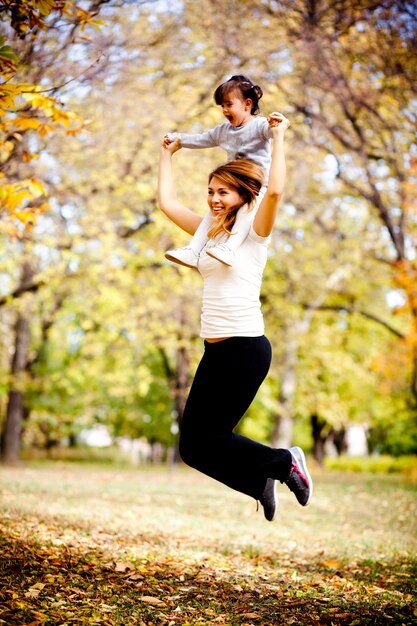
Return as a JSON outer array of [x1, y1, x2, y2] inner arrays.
[[179, 336, 292, 500]]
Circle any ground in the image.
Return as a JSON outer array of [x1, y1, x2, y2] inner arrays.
[[0, 462, 416, 625]]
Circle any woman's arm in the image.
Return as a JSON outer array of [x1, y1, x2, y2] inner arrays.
[[253, 112, 290, 238], [157, 138, 203, 236]]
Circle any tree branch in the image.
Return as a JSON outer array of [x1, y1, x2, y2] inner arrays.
[[305, 303, 405, 339]]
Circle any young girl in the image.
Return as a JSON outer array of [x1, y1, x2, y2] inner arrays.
[[158, 112, 313, 521], [164, 74, 276, 268]]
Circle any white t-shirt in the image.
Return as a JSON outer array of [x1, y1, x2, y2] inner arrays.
[[197, 223, 270, 338]]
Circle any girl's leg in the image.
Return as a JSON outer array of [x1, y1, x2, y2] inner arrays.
[[179, 336, 292, 501], [206, 187, 267, 266], [165, 211, 213, 268]]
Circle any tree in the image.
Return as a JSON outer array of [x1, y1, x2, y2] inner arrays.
[[260, 0, 417, 397], [2, 0, 415, 465], [0, 0, 106, 462], [0, 0, 104, 238]]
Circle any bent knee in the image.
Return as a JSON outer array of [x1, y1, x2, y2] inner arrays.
[[179, 433, 200, 468]]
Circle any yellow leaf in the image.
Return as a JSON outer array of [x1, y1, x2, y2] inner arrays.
[[15, 211, 35, 226], [32, 582, 45, 590], [38, 123, 53, 137], [8, 117, 42, 131], [32, 0, 56, 16], [323, 559, 342, 569], [22, 151, 34, 162], [27, 178, 47, 197]]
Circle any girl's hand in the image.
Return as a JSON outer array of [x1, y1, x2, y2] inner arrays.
[[267, 112, 290, 132], [161, 136, 182, 155], [163, 133, 175, 147]]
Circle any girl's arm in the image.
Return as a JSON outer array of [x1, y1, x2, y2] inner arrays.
[[157, 138, 203, 236], [164, 125, 222, 149], [253, 112, 290, 238]]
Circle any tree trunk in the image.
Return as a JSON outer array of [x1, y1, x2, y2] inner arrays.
[[271, 269, 351, 449], [412, 350, 417, 403], [271, 321, 298, 448], [1, 261, 34, 465], [172, 343, 189, 464], [1, 313, 31, 464], [311, 413, 327, 467], [332, 427, 347, 456]]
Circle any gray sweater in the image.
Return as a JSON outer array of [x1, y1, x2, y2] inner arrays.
[[168, 116, 272, 181]]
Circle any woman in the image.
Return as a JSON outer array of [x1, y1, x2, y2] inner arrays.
[[157, 112, 313, 521]]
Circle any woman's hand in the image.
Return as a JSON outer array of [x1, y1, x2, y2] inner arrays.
[[161, 136, 182, 155], [267, 112, 290, 133]]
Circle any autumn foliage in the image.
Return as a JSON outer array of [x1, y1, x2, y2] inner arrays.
[[0, 0, 102, 238]]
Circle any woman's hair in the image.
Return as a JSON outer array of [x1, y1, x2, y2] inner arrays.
[[207, 159, 265, 239], [213, 75, 263, 115]]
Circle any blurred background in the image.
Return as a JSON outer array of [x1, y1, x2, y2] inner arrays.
[[0, 0, 416, 476]]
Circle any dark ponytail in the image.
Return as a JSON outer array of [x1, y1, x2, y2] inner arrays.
[[214, 75, 263, 115]]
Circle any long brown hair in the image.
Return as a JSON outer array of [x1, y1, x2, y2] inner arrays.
[[207, 159, 265, 240]]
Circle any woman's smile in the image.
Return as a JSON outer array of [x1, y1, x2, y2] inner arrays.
[[207, 176, 243, 214]]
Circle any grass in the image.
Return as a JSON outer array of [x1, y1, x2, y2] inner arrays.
[[325, 454, 417, 479], [0, 461, 416, 625]]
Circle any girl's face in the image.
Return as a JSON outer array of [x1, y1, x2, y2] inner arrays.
[[207, 176, 244, 219], [220, 91, 253, 127]]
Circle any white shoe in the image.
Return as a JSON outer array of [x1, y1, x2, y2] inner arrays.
[[165, 247, 199, 268], [206, 243, 235, 266]]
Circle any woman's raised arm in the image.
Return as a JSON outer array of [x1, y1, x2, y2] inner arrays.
[[157, 138, 203, 235], [253, 112, 290, 238]]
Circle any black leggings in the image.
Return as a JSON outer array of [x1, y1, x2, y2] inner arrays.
[[179, 336, 292, 501]]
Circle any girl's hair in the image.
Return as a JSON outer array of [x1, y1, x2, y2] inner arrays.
[[207, 159, 265, 239], [214, 75, 263, 115]]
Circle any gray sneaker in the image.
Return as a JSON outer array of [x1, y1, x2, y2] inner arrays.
[[283, 446, 313, 506], [259, 478, 277, 521], [165, 247, 199, 268]]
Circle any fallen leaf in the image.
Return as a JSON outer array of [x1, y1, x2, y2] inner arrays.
[[114, 561, 135, 572], [139, 595, 166, 607], [323, 559, 342, 569], [127, 572, 144, 580], [32, 583, 45, 590]]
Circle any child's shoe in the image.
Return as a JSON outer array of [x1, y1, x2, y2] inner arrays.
[[283, 446, 313, 506], [165, 247, 199, 268], [206, 243, 235, 266]]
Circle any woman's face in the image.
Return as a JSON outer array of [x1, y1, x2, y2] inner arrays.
[[207, 176, 244, 219]]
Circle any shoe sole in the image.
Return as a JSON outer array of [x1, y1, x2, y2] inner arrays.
[[289, 446, 313, 506], [164, 253, 197, 269], [270, 479, 278, 521], [205, 250, 232, 266]]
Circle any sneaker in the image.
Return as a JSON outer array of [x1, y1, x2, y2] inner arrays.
[[283, 446, 313, 506], [165, 247, 199, 268], [259, 478, 277, 521], [206, 243, 235, 266]]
